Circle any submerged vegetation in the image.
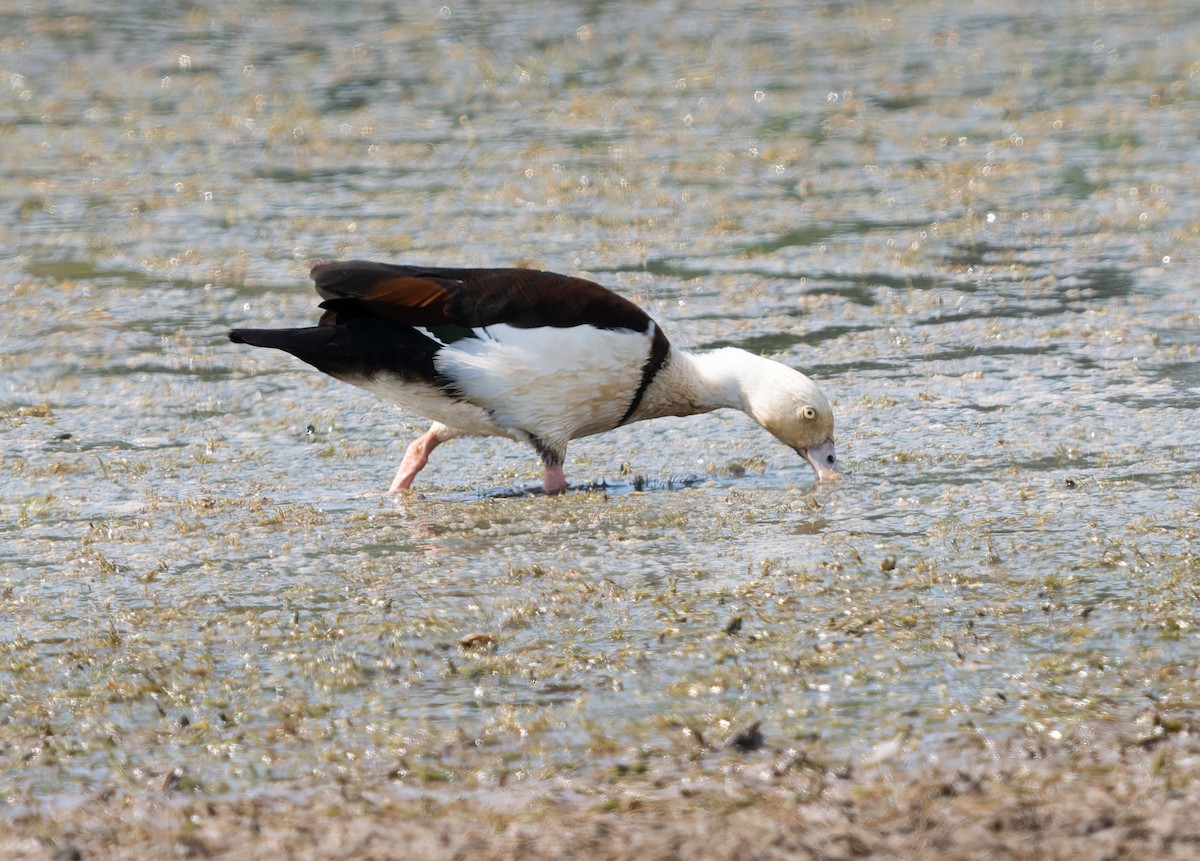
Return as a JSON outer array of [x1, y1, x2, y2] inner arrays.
[[2, 0, 1200, 856]]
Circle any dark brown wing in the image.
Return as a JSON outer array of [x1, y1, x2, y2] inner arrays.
[[310, 260, 653, 332]]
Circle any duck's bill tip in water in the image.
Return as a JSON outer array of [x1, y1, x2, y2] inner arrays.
[[799, 438, 841, 481]]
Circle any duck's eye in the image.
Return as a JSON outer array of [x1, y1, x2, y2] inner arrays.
[[826, 453, 836, 464], [801, 406, 817, 420]]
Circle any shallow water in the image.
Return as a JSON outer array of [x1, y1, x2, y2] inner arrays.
[[2, 0, 1199, 807]]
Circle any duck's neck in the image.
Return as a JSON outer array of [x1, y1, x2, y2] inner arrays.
[[635, 347, 760, 420]]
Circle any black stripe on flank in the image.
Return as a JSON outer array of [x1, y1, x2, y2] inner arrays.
[[619, 322, 671, 426], [528, 434, 564, 468]]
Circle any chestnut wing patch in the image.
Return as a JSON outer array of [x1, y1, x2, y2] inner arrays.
[[310, 260, 652, 334]]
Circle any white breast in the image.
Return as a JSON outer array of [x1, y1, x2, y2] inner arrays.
[[435, 323, 653, 447]]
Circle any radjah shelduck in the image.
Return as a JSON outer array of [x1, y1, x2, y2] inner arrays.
[[230, 260, 840, 493]]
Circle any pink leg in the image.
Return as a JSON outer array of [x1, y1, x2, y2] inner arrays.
[[542, 464, 567, 495], [389, 423, 453, 492]]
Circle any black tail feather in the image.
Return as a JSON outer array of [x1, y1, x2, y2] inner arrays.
[[229, 321, 442, 383]]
